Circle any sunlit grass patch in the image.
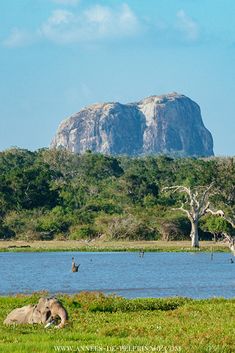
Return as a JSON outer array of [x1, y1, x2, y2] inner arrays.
[[0, 293, 234, 353]]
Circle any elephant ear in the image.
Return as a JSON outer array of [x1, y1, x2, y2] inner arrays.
[[48, 298, 60, 307], [36, 298, 50, 312], [38, 298, 48, 305]]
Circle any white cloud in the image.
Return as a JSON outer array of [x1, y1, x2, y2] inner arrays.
[[176, 9, 199, 41], [3, 28, 33, 47], [38, 9, 79, 44], [84, 5, 112, 25], [118, 4, 140, 35], [52, 0, 79, 5], [84, 4, 139, 38], [48, 9, 74, 25], [38, 4, 140, 44], [2, 6, 200, 48]]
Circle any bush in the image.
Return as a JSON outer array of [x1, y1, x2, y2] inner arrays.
[[200, 215, 235, 238], [36, 206, 72, 235], [3, 210, 43, 240], [83, 201, 123, 215], [97, 214, 158, 240], [72, 291, 189, 313], [4, 211, 28, 235], [69, 225, 98, 240], [159, 214, 191, 241], [0, 220, 15, 239]]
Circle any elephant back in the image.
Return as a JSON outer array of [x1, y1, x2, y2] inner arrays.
[[4, 305, 34, 325]]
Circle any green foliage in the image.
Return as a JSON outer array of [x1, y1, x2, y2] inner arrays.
[[123, 159, 159, 204], [173, 158, 217, 187], [0, 148, 59, 212], [70, 291, 189, 313], [200, 215, 235, 237], [78, 151, 124, 179], [0, 148, 234, 242], [69, 225, 97, 240], [36, 207, 72, 235], [0, 219, 14, 239], [82, 199, 123, 215], [3, 210, 44, 240]]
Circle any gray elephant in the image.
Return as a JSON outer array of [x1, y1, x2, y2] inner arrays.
[[4, 297, 68, 328]]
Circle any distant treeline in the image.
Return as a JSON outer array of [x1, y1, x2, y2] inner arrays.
[[0, 148, 234, 241]]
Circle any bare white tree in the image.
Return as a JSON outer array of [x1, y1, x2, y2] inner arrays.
[[222, 233, 235, 255], [162, 184, 225, 248]]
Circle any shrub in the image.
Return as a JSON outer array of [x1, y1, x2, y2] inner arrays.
[[36, 206, 72, 235], [69, 225, 97, 240], [72, 292, 189, 313], [159, 214, 191, 241], [200, 215, 235, 239], [0, 220, 15, 239], [95, 214, 158, 240], [3, 210, 43, 240]]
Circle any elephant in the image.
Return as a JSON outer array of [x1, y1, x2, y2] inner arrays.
[[4, 297, 68, 328]]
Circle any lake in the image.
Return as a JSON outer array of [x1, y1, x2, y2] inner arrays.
[[0, 251, 235, 298]]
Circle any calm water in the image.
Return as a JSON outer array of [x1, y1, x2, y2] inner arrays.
[[0, 252, 235, 298]]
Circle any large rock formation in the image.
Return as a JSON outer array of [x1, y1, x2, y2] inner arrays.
[[51, 93, 214, 157]]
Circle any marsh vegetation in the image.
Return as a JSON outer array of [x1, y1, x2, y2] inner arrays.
[[1, 293, 235, 353]]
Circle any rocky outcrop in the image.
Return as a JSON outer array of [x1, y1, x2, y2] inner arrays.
[[51, 92, 214, 157]]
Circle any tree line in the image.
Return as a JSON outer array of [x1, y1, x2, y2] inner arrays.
[[0, 147, 234, 248]]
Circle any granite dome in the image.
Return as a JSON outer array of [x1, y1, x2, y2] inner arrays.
[[51, 93, 214, 157]]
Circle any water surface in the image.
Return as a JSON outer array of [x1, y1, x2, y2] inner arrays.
[[0, 252, 234, 298]]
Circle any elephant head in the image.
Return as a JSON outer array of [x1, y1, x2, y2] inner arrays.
[[4, 297, 68, 329], [37, 297, 68, 328]]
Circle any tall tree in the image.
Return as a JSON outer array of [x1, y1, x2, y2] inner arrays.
[[162, 184, 223, 247], [206, 212, 235, 255]]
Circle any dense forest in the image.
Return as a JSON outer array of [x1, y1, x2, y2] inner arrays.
[[0, 148, 234, 243]]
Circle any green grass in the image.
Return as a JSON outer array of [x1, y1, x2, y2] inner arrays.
[[0, 292, 235, 352], [0, 247, 230, 253], [0, 240, 231, 253]]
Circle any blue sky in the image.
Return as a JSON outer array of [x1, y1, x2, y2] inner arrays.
[[0, 0, 234, 155]]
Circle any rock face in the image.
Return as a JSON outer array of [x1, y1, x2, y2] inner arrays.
[[51, 93, 214, 157]]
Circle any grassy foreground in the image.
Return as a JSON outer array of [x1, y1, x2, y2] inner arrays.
[[0, 240, 230, 253], [0, 292, 234, 353]]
